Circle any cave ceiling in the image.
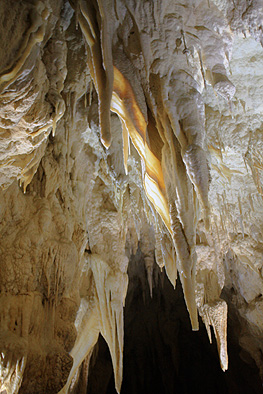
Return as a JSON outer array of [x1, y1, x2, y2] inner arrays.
[[0, 0, 263, 393]]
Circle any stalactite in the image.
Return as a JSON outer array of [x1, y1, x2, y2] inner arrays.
[[111, 64, 171, 232], [199, 300, 228, 371], [90, 255, 128, 394], [2, 1, 263, 392], [77, 0, 113, 148], [74, 0, 235, 347]]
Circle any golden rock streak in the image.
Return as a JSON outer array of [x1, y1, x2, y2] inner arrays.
[[79, 1, 112, 148], [111, 66, 171, 233], [111, 67, 199, 330]]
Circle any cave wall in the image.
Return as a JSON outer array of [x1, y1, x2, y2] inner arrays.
[[0, 0, 263, 393]]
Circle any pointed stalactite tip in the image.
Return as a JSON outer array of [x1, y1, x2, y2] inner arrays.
[[101, 135, 111, 149], [100, 123, 112, 149]]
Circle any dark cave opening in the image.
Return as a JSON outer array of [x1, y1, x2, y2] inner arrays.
[[86, 253, 263, 394]]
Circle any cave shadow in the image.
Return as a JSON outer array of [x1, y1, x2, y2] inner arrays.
[[87, 253, 263, 394]]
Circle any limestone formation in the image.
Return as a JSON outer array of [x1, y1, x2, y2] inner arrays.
[[0, 0, 263, 393]]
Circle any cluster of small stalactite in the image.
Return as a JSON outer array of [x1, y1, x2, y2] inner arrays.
[[1, 1, 263, 393]]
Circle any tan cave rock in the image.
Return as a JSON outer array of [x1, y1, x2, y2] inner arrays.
[[0, 0, 263, 393]]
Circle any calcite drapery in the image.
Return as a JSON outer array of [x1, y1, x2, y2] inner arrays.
[[0, 0, 263, 392]]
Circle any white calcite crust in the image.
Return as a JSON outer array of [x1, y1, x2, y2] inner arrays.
[[0, 0, 263, 392]]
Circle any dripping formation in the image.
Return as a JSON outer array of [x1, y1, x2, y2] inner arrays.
[[75, 0, 232, 342], [0, 0, 263, 393]]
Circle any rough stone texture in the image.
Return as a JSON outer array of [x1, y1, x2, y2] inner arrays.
[[0, 0, 263, 393]]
